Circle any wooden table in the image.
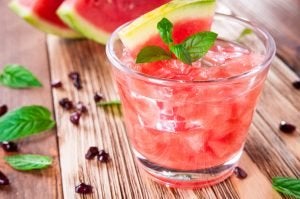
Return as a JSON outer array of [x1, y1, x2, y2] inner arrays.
[[0, 0, 299, 198]]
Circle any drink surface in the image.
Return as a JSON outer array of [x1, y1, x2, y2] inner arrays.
[[115, 39, 266, 171], [122, 39, 261, 81]]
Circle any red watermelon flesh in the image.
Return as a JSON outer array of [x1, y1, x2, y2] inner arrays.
[[71, 0, 170, 33], [9, 0, 81, 37], [19, 0, 68, 28], [58, 0, 169, 44]]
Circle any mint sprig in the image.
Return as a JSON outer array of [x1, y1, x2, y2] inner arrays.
[[272, 177, 300, 198], [157, 18, 173, 45], [0, 64, 42, 88], [136, 46, 171, 63], [0, 105, 55, 142], [136, 18, 217, 65], [5, 154, 52, 171]]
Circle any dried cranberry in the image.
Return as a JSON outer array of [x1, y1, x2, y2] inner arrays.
[[233, 167, 247, 179], [75, 183, 93, 194], [51, 81, 62, 88], [70, 112, 81, 125], [75, 102, 87, 114], [73, 78, 82, 90], [59, 98, 73, 110], [292, 81, 300, 89], [94, 92, 104, 103], [1, 141, 18, 152], [68, 72, 80, 80], [0, 171, 9, 185], [85, 147, 99, 160], [279, 121, 296, 133], [97, 150, 109, 163], [68, 72, 82, 90], [0, 105, 8, 117]]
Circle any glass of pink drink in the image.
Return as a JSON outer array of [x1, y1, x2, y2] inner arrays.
[[106, 14, 275, 188]]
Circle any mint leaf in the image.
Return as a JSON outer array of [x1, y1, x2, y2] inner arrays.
[[157, 18, 173, 45], [182, 31, 218, 62], [136, 46, 172, 63], [272, 177, 300, 198], [4, 154, 52, 171], [0, 105, 55, 142], [170, 44, 192, 65], [97, 100, 121, 107], [237, 28, 253, 40], [0, 64, 42, 88]]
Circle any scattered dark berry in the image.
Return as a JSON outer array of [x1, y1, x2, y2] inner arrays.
[[75, 102, 87, 114], [0, 171, 9, 185], [51, 81, 62, 88], [85, 147, 99, 160], [279, 121, 296, 133], [68, 72, 82, 90], [59, 98, 73, 110], [0, 105, 8, 117], [94, 92, 104, 103], [70, 112, 81, 125], [292, 81, 300, 89], [68, 72, 80, 80], [97, 150, 109, 163], [233, 167, 248, 179], [75, 183, 93, 194], [73, 78, 82, 90], [1, 141, 18, 152]]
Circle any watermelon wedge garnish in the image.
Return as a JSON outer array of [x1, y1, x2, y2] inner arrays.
[[118, 0, 216, 56], [9, 0, 82, 38], [57, 0, 169, 44]]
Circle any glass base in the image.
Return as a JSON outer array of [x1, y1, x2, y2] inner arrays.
[[134, 149, 243, 188]]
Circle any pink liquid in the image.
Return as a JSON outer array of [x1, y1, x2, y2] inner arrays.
[[114, 39, 268, 187]]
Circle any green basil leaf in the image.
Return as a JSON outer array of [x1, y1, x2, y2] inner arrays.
[[0, 105, 55, 142], [237, 28, 253, 40], [0, 64, 42, 88], [157, 18, 173, 45], [272, 177, 300, 198], [4, 154, 52, 171], [170, 44, 192, 65], [97, 100, 121, 107], [182, 31, 217, 62], [136, 46, 172, 63]]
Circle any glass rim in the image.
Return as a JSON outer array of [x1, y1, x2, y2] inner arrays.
[[106, 13, 276, 85]]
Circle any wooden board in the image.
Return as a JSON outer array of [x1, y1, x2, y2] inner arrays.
[[0, 0, 62, 198], [0, 0, 299, 198]]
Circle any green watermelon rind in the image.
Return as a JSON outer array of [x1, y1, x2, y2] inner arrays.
[[57, 3, 110, 44], [9, 0, 82, 38], [119, 0, 216, 50]]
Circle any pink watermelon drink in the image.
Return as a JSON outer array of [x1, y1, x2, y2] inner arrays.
[[106, 1, 275, 188]]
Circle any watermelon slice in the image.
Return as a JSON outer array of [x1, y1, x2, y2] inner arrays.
[[9, 0, 81, 38], [57, 0, 170, 44], [118, 0, 216, 55]]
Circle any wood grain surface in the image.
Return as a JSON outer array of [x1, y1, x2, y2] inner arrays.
[[0, 0, 299, 198]]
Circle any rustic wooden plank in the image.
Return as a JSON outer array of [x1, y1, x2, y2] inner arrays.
[[0, 0, 62, 198], [219, 0, 300, 75]]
